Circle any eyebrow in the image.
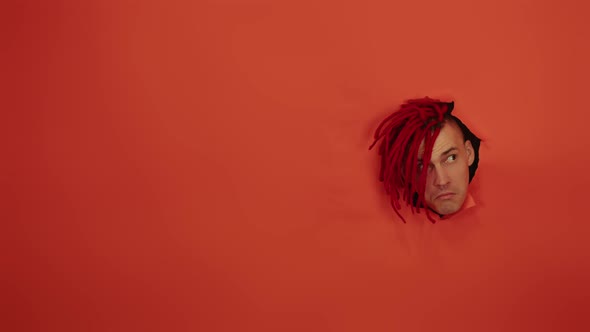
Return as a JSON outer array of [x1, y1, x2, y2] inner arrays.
[[418, 147, 458, 162], [440, 147, 458, 157]]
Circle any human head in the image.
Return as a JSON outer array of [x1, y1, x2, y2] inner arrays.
[[369, 97, 481, 222]]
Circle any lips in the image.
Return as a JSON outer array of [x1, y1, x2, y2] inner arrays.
[[436, 192, 455, 200]]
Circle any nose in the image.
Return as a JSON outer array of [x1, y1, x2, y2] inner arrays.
[[432, 165, 450, 187]]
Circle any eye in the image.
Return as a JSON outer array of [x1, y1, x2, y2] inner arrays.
[[447, 154, 457, 162], [417, 162, 423, 171]]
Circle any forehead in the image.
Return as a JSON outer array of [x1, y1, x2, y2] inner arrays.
[[417, 121, 464, 158]]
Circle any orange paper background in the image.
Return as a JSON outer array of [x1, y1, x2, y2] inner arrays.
[[4, 0, 590, 331]]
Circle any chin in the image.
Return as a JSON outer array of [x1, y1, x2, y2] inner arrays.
[[433, 203, 461, 215]]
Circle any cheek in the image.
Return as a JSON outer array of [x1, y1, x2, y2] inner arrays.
[[451, 164, 470, 186], [424, 174, 436, 195]]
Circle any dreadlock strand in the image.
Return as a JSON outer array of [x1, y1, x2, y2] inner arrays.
[[418, 123, 442, 221]]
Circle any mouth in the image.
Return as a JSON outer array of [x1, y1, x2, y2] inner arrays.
[[436, 192, 456, 200]]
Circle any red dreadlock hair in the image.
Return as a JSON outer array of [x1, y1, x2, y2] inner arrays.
[[369, 97, 455, 223]]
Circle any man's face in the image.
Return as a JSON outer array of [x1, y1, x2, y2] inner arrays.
[[417, 121, 475, 216]]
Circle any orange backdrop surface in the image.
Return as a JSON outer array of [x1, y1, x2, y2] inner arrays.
[[4, 0, 590, 331]]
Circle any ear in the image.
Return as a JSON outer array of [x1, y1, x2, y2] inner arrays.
[[465, 140, 475, 166]]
